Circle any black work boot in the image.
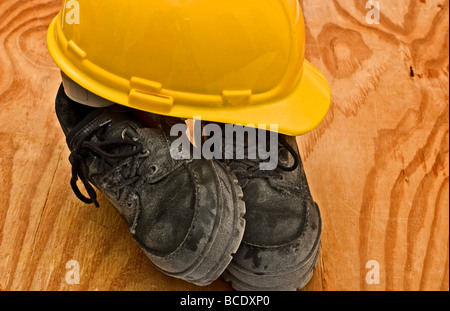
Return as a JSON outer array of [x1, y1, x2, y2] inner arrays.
[[55, 85, 245, 286], [218, 128, 321, 291]]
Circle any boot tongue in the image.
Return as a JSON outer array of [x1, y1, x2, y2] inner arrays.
[[224, 134, 257, 160], [66, 105, 133, 151], [223, 127, 280, 166], [208, 122, 271, 160]]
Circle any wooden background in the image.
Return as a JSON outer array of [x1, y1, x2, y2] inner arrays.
[[0, 0, 448, 291]]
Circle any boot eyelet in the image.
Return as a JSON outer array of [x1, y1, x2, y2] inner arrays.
[[121, 129, 129, 140], [126, 195, 137, 209], [122, 128, 139, 141], [140, 149, 150, 158]]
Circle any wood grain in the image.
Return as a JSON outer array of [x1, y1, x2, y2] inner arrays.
[[0, 0, 448, 291]]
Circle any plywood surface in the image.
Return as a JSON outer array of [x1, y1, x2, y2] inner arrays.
[[0, 0, 448, 291]]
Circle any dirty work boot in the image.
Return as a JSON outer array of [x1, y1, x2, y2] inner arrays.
[[219, 130, 321, 291], [55, 85, 245, 286]]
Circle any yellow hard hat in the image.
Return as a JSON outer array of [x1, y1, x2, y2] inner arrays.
[[47, 0, 330, 136]]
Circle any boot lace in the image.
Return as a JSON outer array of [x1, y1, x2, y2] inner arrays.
[[69, 120, 146, 207], [233, 135, 299, 182]]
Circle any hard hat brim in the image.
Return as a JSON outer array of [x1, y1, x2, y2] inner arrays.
[[196, 60, 332, 136], [48, 16, 330, 136]]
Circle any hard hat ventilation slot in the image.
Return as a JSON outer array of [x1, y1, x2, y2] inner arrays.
[[130, 77, 162, 94], [129, 89, 174, 114], [222, 90, 252, 106]]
